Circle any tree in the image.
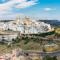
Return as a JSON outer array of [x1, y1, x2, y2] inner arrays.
[[43, 55, 52, 60], [53, 56, 57, 60], [43, 55, 57, 60], [12, 36, 20, 43], [24, 37, 29, 44]]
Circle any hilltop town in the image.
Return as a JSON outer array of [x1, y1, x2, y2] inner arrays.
[[0, 17, 60, 60]]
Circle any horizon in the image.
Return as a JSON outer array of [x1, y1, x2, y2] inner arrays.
[[0, 0, 60, 20]]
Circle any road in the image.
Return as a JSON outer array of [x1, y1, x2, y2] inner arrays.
[[22, 50, 60, 57]]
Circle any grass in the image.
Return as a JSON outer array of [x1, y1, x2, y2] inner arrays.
[[0, 33, 60, 54], [55, 28, 60, 34], [0, 40, 43, 54], [0, 44, 12, 54]]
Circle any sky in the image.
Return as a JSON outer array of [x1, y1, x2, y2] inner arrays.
[[0, 0, 60, 20]]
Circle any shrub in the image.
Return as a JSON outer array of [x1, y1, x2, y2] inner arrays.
[[43, 55, 57, 60]]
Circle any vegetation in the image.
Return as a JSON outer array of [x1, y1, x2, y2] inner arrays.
[[38, 31, 55, 37], [43, 55, 57, 60], [0, 28, 60, 54], [12, 36, 20, 43], [55, 28, 60, 35]]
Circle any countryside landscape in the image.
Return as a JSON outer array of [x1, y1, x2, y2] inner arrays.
[[0, 0, 60, 60]]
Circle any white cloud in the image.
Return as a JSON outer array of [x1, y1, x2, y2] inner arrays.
[[0, 0, 38, 19], [0, 0, 38, 12], [44, 8, 56, 11], [15, 0, 37, 8]]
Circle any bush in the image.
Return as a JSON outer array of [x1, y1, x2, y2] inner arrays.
[[24, 37, 29, 44], [53, 56, 57, 60], [12, 37, 20, 43], [43, 55, 57, 60]]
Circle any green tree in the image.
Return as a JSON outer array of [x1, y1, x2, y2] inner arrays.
[[43, 55, 57, 60], [24, 37, 29, 44], [12, 36, 20, 43], [53, 56, 57, 60]]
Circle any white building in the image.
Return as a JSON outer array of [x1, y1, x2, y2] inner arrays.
[[0, 17, 52, 34], [0, 31, 19, 43]]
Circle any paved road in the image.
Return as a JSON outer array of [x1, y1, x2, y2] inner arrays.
[[23, 50, 60, 57], [36, 37, 60, 41], [23, 36, 60, 41]]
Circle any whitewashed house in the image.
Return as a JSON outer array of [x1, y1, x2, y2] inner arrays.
[[0, 31, 19, 43]]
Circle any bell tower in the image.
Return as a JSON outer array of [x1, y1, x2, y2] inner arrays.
[[16, 15, 20, 24]]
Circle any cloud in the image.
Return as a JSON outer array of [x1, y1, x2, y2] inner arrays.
[[44, 8, 56, 11], [15, 0, 37, 8], [0, 0, 38, 12], [0, 0, 38, 19]]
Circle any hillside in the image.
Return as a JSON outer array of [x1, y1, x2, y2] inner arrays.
[[38, 20, 60, 27]]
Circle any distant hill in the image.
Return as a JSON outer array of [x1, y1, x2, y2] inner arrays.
[[0, 20, 13, 22], [38, 20, 60, 27]]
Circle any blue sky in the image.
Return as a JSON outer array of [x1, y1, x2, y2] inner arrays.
[[0, 0, 60, 20]]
